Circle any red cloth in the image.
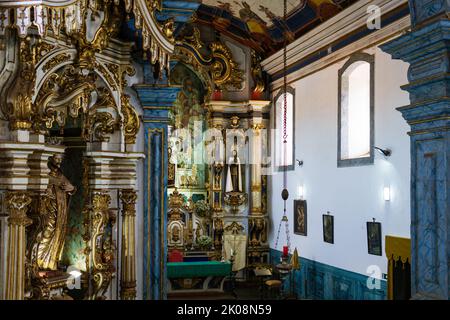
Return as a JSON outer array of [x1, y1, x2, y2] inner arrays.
[[168, 249, 184, 262]]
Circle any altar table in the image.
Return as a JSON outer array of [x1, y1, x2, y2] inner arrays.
[[167, 261, 232, 294]]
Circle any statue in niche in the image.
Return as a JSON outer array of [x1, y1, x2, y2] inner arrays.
[[34, 154, 76, 270], [226, 149, 242, 192], [172, 225, 181, 243], [195, 222, 202, 241]]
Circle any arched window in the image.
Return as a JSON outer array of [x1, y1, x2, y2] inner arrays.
[[338, 53, 374, 167], [274, 87, 295, 170]]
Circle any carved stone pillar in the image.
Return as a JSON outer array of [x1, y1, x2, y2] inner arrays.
[[5, 191, 32, 300], [119, 189, 137, 300]]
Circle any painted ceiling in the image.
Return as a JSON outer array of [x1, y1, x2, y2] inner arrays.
[[202, 0, 303, 26], [193, 0, 356, 55]]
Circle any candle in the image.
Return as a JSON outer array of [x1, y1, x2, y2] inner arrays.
[[283, 246, 289, 257]]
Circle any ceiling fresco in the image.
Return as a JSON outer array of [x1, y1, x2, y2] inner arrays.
[[193, 0, 356, 55], [202, 0, 303, 26]]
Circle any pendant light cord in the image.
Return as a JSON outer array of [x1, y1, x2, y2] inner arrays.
[[274, 0, 291, 254]]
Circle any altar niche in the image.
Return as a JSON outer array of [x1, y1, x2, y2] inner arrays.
[[167, 63, 213, 260], [25, 111, 118, 300], [20, 60, 140, 300]]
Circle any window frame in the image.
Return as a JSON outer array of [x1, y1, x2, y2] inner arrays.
[[337, 53, 375, 168], [273, 86, 296, 172]]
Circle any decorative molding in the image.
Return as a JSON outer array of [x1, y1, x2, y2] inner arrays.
[[121, 95, 140, 145], [0, 0, 174, 74]]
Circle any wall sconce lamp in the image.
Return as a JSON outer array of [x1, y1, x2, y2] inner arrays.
[[296, 159, 304, 167], [298, 185, 304, 199], [383, 186, 391, 201], [374, 146, 392, 157]]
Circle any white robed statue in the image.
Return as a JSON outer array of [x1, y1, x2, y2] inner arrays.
[[226, 150, 242, 192]]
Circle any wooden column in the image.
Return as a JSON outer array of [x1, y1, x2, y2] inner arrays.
[[120, 189, 137, 300], [5, 191, 32, 300]]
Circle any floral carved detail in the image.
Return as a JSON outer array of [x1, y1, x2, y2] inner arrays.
[[85, 87, 121, 142], [5, 191, 33, 226], [121, 95, 140, 144], [42, 53, 71, 73]]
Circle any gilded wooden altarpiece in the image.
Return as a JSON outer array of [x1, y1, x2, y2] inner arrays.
[[0, 0, 172, 300]]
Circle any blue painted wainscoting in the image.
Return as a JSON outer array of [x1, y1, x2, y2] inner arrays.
[[270, 249, 387, 300]]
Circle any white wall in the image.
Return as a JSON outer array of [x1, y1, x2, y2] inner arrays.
[[268, 47, 411, 277]]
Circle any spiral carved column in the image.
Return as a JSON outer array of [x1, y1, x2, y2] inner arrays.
[[120, 189, 137, 300], [5, 191, 32, 300]]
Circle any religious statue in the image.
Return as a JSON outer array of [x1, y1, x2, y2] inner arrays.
[[226, 150, 242, 192], [172, 225, 181, 243], [34, 154, 76, 270]]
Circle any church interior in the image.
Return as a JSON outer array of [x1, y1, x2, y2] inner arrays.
[[0, 0, 448, 301]]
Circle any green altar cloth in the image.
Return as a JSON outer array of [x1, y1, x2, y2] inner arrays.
[[167, 261, 232, 279]]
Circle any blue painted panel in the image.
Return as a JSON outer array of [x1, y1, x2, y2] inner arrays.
[[139, 85, 180, 300], [270, 249, 387, 300]]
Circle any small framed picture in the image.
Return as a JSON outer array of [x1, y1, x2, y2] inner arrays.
[[323, 214, 334, 244], [367, 221, 382, 256], [293, 200, 307, 236]]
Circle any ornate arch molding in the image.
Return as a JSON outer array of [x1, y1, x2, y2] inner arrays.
[[35, 62, 123, 143], [172, 39, 245, 100], [0, 2, 142, 145], [172, 46, 214, 102]]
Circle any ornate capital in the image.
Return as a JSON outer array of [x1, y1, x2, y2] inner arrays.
[[6, 191, 33, 226], [120, 189, 137, 217], [92, 193, 111, 212]]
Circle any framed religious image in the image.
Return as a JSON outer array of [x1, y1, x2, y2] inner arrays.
[[323, 214, 334, 244], [367, 221, 382, 256], [293, 200, 307, 236]]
